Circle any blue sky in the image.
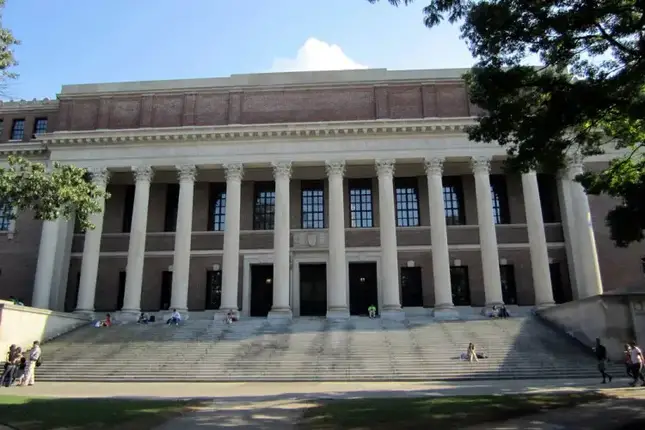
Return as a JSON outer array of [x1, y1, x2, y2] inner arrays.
[[3, 0, 475, 100]]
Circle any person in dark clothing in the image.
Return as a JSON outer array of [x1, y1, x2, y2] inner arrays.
[[594, 338, 612, 384]]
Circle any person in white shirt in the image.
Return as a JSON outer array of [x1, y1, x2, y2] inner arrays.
[[628, 341, 645, 387], [23, 341, 41, 386], [167, 309, 182, 326]]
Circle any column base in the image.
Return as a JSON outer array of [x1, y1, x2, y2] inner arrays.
[[73, 309, 96, 320], [117, 309, 141, 322], [432, 306, 460, 321], [534, 301, 556, 310], [380, 309, 405, 321], [267, 308, 292, 322], [326, 308, 350, 320]]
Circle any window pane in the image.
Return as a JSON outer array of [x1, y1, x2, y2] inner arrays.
[[10, 119, 25, 140], [394, 178, 420, 227], [34, 118, 48, 135], [253, 182, 276, 230], [349, 180, 373, 228], [301, 181, 325, 229], [0, 202, 12, 231], [443, 179, 465, 225]]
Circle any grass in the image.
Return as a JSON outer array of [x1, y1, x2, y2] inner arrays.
[[0, 395, 202, 430], [298, 392, 607, 429]]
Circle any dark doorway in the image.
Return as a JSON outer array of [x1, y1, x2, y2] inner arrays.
[[401, 267, 423, 307], [250, 264, 273, 317], [349, 262, 378, 316], [450, 266, 471, 306], [205, 270, 222, 310], [300, 263, 327, 316], [160, 271, 172, 310], [500, 264, 518, 305], [550, 263, 571, 304], [117, 271, 126, 310]]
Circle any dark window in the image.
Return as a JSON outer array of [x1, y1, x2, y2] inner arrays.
[[490, 175, 511, 224], [642, 257, 645, 274], [301, 180, 324, 229], [122, 185, 135, 233], [401, 266, 423, 307], [209, 184, 226, 231], [10, 119, 25, 140], [500, 264, 517, 304], [205, 270, 222, 310], [164, 184, 179, 232], [537, 174, 558, 223], [395, 177, 420, 227], [0, 119, 4, 138], [450, 266, 471, 305], [117, 271, 126, 310], [0, 201, 12, 231], [349, 179, 373, 228], [33, 118, 48, 135], [443, 176, 466, 225], [253, 182, 275, 230]]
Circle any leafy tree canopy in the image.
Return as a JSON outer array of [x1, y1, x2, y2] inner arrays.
[[371, 0, 645, 247], [0, 156, 110, 231], [0, 2, 108, 231]]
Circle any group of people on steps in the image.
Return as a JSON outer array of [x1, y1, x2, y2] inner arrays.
[[595, 338, 645, 386]]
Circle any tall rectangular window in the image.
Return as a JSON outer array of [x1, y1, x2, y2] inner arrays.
[[33, 118, 48, 135], [395, 177, 420, 227], [537, 174, 558, 223], [490, 175, 511, 224], [0, 201, 12, 231], [301, 180, 324, 229], [0, 119, 4, 138], [209, 184, 226, 231], [10, 119, 25, 140], [500, 264, 517, 304], [443, 176, 465, 225], [253, 182, 276, 230], [205, 270, 222, 310], [122, 185, 135, 233], [349, 179, 373, 228], [450, 266, 471, 305], [164, 184, 179, 232]]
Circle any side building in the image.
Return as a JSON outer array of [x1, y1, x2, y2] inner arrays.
[[0, 68, 643, 318]]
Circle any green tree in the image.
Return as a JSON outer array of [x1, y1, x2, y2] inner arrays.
[[371, 0, 645, 247], [0, 1, 108, 230]]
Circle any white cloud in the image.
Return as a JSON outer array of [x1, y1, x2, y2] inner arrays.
[[268, 38, 368, 72]]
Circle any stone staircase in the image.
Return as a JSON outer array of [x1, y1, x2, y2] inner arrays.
[[36, 316, 615, 382]]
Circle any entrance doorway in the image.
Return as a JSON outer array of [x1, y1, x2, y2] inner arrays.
[[300, 263, 327, 316], [160, 271, 172, 310], [250, 264, 273, 317], [349, 262, 378, 316]]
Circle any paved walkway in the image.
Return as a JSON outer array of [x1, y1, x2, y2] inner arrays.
[[5, 378, 645, 429]]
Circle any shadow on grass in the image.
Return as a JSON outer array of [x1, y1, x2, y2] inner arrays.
[[0, 396, 201, 430], [298, 392, 607, 430]]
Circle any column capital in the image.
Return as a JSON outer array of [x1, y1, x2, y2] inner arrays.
[[224, 163, 244, 182], [566, 153, 584, 175], [375, 159, 395, 177], [271, 161, 292, 179], [132, 166, 154, 182], [87, 167, 110, 185], [424, 157, 444, 176], [176, 165, 197, 182], [325, 160, 346, 177], [470, 156, 491, 174]]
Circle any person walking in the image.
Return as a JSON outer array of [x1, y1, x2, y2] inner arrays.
[[593, 338, 612, 384], [23, 341, 41, 386], [628, 341, 645, 387]]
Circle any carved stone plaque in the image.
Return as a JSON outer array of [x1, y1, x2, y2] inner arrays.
[[292, 231, 328, 249]]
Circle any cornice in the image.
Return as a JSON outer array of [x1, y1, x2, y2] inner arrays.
[[40, 117, 476, 146], [0, 142, 48, 156], [0, 98, 59, 114]]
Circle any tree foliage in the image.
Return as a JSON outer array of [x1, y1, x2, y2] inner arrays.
[[0, 0, 19, 83], [370, 0, 645, 247], [0, 157, 110, 231]]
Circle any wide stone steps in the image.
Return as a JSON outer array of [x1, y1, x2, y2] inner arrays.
[[36, 316, 614, 382]]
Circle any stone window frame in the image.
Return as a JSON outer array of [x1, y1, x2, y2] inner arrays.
[[300, 180, 325, 229], [394, 177, 420, 227], [348, 178, 374, 228]]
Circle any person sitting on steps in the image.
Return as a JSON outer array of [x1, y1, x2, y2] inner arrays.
[[137, 313, 149, 324], [225, 310, 238, 324], [167, 309, 182, 326], [367, 305, 376, 319]]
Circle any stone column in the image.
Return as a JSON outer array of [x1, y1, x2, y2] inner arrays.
[[325, 160, 350, 319], [121, 166, 153, 317], [471, 156, 504, 308], [521, 171, 555, 307], [556, 170, 584, 299], [75, 168, 110, 315], [268, 161, 292, 320], [376, 159, 403, 319], [567, 156, 603, 297], [220, 163, 243, 313], [32, 220, 61, 308], [424, 158, 457, 319], [170, 165, 197, 312]]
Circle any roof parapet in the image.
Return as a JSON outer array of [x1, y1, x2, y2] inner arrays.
[[0, 98, 59, 113]]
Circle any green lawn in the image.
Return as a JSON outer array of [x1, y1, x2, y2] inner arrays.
[[298, 392, 606, 429], [0, 395, 201, 430]]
